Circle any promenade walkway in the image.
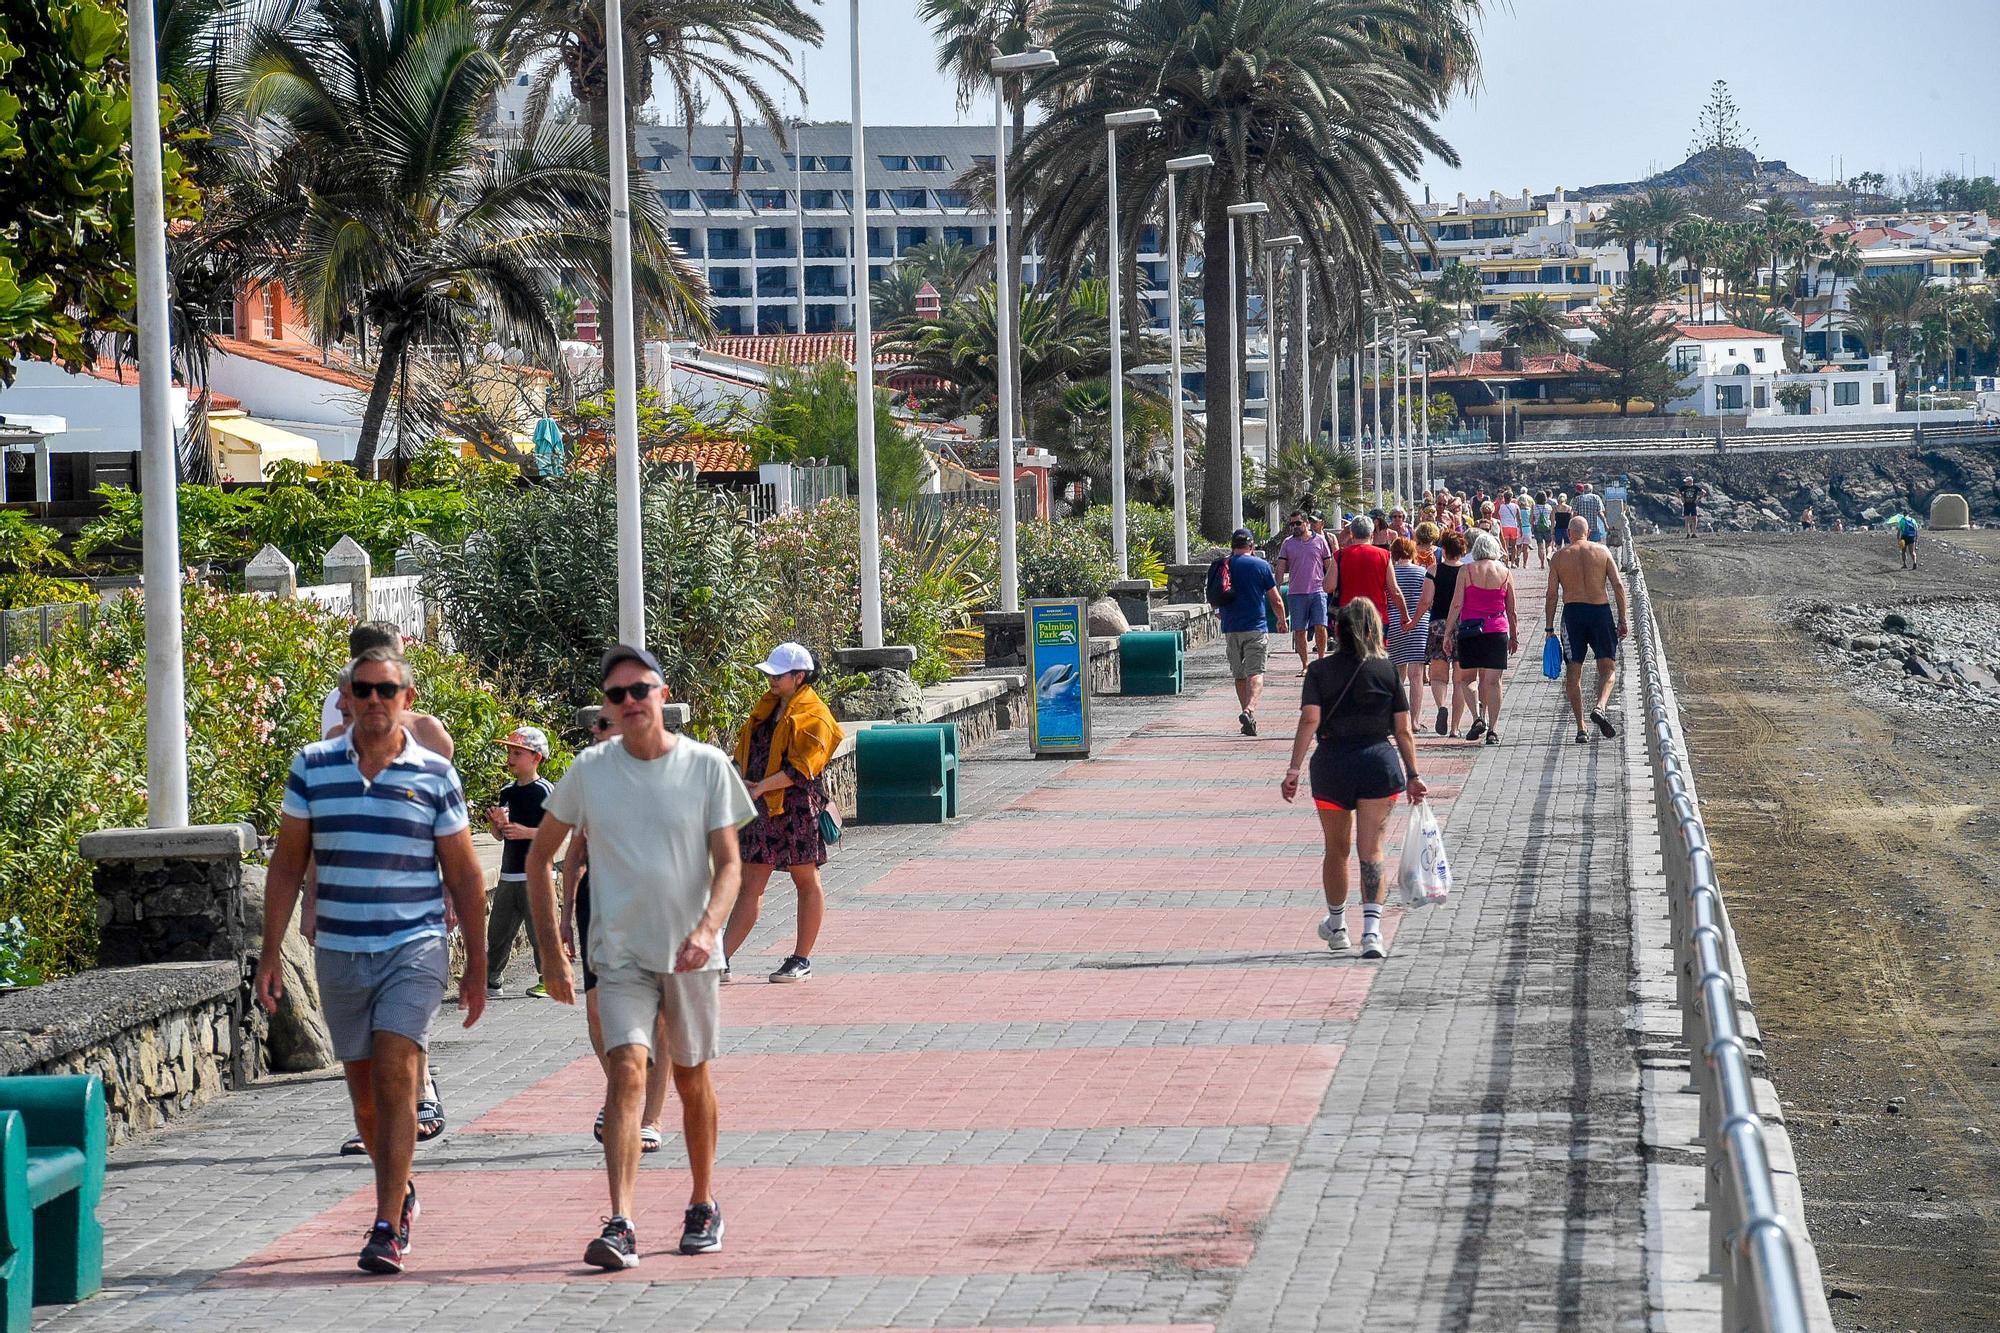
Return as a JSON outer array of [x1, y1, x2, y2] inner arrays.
[[47, 568, 1653, 1332]]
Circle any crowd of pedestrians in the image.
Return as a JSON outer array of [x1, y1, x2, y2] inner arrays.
[[258, 474, 1633, 1275]]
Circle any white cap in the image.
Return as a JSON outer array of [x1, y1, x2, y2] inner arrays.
[[753, 642, 815, 677]]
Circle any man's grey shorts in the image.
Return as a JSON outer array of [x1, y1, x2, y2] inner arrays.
[[1224, 630, 1269, 680], [595, 965, 722, 1068], [316, 936, 449, 1064]]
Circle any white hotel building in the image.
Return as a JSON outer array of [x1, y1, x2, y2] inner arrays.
[[604, 122, 1177, 337]]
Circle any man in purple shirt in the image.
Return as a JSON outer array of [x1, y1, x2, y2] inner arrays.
[[1276, 511, 1334, 672]]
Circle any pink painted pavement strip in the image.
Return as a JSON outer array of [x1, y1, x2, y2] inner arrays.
[[465, 1044, 1343, 1135], [860, 856, 1322, 894], [740, 906, 1397, 956], [213, 1163, 1288, 1286], [721, 963, 1377, 1024]]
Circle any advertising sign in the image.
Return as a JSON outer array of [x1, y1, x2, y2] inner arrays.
[[1025, 597, 1091, 756]]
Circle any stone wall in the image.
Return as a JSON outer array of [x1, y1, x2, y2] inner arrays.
[[819, 673, 1028, 818], [0, 962, 249, 1147]]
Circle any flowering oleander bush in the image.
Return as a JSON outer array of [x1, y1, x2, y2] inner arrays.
[[0, 583, 565, 976], [758, 500, 997, 689], [1015, 517, 1118, 601]]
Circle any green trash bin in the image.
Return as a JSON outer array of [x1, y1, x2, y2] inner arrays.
[[1119, 630, 1184, 695], [854, 723, 960, 823]]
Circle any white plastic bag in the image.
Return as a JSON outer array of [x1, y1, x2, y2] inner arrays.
[[1396, 802, 1452, 907]]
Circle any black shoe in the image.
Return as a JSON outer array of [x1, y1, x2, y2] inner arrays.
[[585, 1216, 640, 1271], [358, 1221, 405, 1275], [1465, 718, 1487, 742], [681, 1201, 724, 1255], [1574, 729, 1589, 745], [1434, 706, 1448, 736], [398, 1180, 419, 1253], [769, 955, 811, 983], [1590, 709, 1617, 739], [1238, 710, 1255, 737], [1484, 727, 1500, 746]]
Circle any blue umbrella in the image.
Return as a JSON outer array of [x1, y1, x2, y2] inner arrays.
[[531, 416, 565, 476]]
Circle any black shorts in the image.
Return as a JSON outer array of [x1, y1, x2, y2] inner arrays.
[[1309, 738, 1407, 811], [1457, 630, 1509, 671], [1682, 503, 1698, 518], [1563, 602, 1618, 662], [575, 874, 597, 993]]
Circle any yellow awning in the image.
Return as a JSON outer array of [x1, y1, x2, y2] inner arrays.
[[208, 411, 321, 481], [1476, 258, 1545, 272]]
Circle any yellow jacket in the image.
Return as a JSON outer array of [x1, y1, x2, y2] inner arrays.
[[734, 685, 844, 817]]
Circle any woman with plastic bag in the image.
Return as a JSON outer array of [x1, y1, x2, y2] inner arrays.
[[1280, 599, 1429, 960]]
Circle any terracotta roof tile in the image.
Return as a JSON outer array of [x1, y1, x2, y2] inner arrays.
[[214, 337, 374, 391], [702, 333, 914, 367], [1672, 323, 1781, 341]]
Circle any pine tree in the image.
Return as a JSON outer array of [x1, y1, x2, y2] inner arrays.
[[1688, 79, 1756, 160]]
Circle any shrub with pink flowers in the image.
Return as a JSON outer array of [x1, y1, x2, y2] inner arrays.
[[0, 584, 566, 976]]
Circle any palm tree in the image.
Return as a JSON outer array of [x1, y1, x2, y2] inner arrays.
[[1641, 187, 1688, 266], [1600, 197, 1647, 272], [1434, 262, 1482, 321], [880, 278, 1120, 423], [921, 0, 1055, 420], [1015, 0, 1480, 539], [1843, 272, 1939, 403], [900, 237, 981, 294], [1749, 194, 1803, 306], [1495, 294, 1565, 352], [871, 266, 929, 327], [233, 0, 704, 474], [496, 0, 819, 356], [1666, 218, 1715, 323]]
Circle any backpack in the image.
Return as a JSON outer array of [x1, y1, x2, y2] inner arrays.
[[1206, 555, 1235, 608]]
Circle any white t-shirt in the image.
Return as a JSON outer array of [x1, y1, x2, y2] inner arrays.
[[1497, 501, 1520, 530], [544, 735, 756, 973], [320, 686, 346, 739]]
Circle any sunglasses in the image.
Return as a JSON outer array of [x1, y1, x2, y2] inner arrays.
[[592, 717, 613, 732], [348, 679, 406, 700], [602, 681, 658, 704]]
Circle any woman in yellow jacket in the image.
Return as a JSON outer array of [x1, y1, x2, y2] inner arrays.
[[722, 642, 845, 983]]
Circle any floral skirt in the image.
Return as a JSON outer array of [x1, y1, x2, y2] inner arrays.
[[740, 793, 828, 869]]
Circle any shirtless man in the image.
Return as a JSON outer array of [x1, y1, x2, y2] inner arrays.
[[1543, 516, 1628, 745]]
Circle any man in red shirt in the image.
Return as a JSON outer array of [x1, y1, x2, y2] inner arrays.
[[1327, 514, 1409, 626]]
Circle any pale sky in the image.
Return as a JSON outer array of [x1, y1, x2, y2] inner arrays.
[[783, 1, 2000, 196]]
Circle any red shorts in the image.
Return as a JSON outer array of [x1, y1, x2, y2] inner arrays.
[[1314, 793, 1401, 813]]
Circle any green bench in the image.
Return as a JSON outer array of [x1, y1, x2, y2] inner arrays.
[[1119, 630, 1185, 695], [0, 1075, 105, 1330], [855, 723, 960, 823]]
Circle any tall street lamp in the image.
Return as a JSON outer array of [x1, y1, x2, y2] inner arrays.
[[793, 113, 807, 337], [127, 0, 188, 825], [604, 0, 645, 645], [1354, 287, 1370, 504], [1164, 153, 1214, 564], [1395, 317, 1418, 503], [1103, 107, 1160, 578], [849, 0, 883, 645], [1224, 201, 1269, 528], [990, 48, 1059, 613], [1263, 234, 1301, 525]]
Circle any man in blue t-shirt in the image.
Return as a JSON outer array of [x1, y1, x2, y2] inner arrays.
[[1214, 528, 1287, 736]]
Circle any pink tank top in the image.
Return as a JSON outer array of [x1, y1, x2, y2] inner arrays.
[[1460, 578, 1509, 635]]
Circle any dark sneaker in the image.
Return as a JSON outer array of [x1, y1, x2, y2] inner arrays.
[[1465, 718, 1486, 742], [585, 1216, 639, 1271], [485, 981, 502, 998], [680, 1201, 724, 1255], [1237, 710, 1254, 736], [358, 1221, 405, 1275], [1434, 706, 1448, 736], [398, 1180, 419, 1252], [1590, 709, 1617, 739], [770, 955, 811, 983]]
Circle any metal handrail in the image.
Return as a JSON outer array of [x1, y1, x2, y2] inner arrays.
[[1629, 551, 1820, 1333], [1423, 420, 1998, 461]]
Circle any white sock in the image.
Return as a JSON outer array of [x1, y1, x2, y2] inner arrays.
[[1361, 902, 1384, 936], [1326, 906, 1348, 934]]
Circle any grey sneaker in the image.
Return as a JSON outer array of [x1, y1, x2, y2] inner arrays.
[[680, 1201, 724, 1254], [1316, 915, 1349, 952], [1360, 931, 1387, 960], [769, 955, 811, 983]]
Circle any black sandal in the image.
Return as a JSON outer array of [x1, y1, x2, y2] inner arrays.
[[339, 1134, 366, 1156], [416, 1076, 445, 1142]]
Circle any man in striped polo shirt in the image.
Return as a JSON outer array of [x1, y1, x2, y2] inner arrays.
[[256, 646, 489, 1276]]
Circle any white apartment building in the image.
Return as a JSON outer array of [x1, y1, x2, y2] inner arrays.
[[1663, 324, 1897, 420], [618, 122, 1175, 336], [1383, 188, 1630, 333]]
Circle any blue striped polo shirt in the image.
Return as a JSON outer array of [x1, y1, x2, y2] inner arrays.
[[281, 734, 469, 953]]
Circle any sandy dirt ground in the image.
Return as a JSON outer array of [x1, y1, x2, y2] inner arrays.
[[1645, 530, 2000, 1332]]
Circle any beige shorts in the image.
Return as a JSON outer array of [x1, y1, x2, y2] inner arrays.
[[1224, 630, 1269, 680], [593, 965, 722, 1067]]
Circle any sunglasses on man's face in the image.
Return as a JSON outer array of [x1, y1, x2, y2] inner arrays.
[[603, 681, 658, 705], [348, 679, 405, 700], [592, 717, 613, 733]]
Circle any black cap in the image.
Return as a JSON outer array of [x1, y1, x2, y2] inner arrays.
[[599, 643, 663, 683], [1230, 527, 1255, 547]]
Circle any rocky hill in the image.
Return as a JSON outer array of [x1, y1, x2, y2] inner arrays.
[[1569, 146, 1815, 201], [1438, 444, 2000, 531]]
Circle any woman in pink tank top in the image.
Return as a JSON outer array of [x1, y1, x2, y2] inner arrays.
[[1441, 530, 1519, 745]]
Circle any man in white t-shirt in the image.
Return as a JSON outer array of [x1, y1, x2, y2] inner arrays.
[[528, 644, 755, 1270]]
